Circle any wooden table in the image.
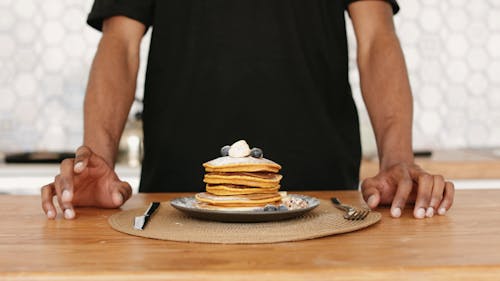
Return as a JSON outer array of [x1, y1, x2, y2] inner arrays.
[[1, 190, 500, 281]]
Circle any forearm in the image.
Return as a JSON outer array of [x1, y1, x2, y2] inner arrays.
[[358, 31, 414, 170], [84, 27, 141, 168]]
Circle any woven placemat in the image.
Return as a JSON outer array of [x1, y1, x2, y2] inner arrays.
[[108, 200, 381, 244]]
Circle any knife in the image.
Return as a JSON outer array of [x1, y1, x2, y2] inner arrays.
[[134, 202, 160, 230]]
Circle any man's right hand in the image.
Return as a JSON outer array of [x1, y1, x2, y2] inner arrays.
[[41, 146, 132, 219]]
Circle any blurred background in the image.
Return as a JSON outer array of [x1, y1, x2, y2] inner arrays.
[[0, 0, 499, 153]]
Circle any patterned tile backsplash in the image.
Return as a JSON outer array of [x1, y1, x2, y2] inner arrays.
[[1, 0, 499, 155]]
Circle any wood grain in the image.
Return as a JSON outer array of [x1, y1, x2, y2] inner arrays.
[[1, 190, 500, 280]]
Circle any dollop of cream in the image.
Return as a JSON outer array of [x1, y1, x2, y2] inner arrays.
[[228, 140, 251, 157]]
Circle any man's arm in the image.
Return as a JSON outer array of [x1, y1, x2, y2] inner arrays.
[[348, 1, 454, 219], [84, 16, 146, 167], [40, 16, 145, 219]]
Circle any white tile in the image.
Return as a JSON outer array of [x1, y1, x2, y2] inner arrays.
[[419, 10, 442, 32], [13, 73, 37, 97], [445, 9, 468, 31], [487, 60, 500, 84], [13, 48, 38, 72], [466, 0, 489, 19], [444, 84, 467, 109], [446, 33, 469, 58], [466, 122, 490, 147], [466, 99, 489, 123], [0, 34, 15, 58], [466, 73, 488, 96], [418, 110, 442, 135], [403, 46, 419, 71], [488, 10, 500, 30], [41, 0, 64, 19], [419, 85, 442, 109], [41, 99, 66, 125], [62, 34, 86, 57], [0, 9, 14, 31], [0, 0, 13, 7], [0, 89, 16, 111], [417, 34, 441, 58], [40, 74, 64, 98], [41, 21, 65, 45], [13, 0, 36, 19], [487, 34, 500, 59], [13, 99, 39, 124], [449, 0, 467, 7], [41, 47, 64, 73], [487, 88, 500, 108], [0, 61, 15, 85], [466, 23, 489, 46], [399, 0, 421, 20], [419, 60, 443, 83], [446, 60, 468, 83], [14, 21, 37, 44], [38, 126, 66, 151], [466, 48, 489, 71], [62, 8, 85, 31], [398, 21, 421, 45], [489, 0, 500, 8]]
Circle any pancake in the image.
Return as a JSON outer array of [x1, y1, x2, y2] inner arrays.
[[204, 172, 282, 188], [203, 156, 281, 173], [195, 192, 282, 207], [206, 184, 280, 195], [195, 202, 263, 212]]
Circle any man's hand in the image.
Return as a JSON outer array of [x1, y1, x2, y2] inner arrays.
[[348, 1, 454, 219], [41, 146, 132, 219], [361, 163, 454, 219]]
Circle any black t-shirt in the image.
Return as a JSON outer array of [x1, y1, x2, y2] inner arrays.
[[88, 0, 399, 192]]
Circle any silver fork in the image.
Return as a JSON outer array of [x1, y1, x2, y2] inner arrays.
[[331, 197, 370, 220]]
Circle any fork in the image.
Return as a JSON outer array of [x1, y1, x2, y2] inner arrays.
[[331, 197, 370, 220]]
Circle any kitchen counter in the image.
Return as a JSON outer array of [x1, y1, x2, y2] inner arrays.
[[361, 148, 500, 179], [0, 163, 141, 194], [1, 149, 500, 194], [1, 190, 500, 280]]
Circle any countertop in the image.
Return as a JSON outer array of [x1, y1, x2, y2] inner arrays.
[[361, 148, 500, 179], [1, 190, 500, 280], [1, 149, 500, 195]]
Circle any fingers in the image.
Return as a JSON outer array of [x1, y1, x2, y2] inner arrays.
[[413, 173, 434, 219], [360, 178, 381, 209], [390, 177, 413, 218], [74, 145, 93, 173], [41, 183, 57, 219], [427, 175, 445, 217], [59, 159, 76, 219], [438, 181, 455, 215], [115, 181, 133, 206]]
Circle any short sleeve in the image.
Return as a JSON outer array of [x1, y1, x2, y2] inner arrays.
[[87, 0, 155, 31], [345, 0, 400, 14]]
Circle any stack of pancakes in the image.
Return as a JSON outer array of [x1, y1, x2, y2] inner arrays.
[[195, 156, 283, 210]]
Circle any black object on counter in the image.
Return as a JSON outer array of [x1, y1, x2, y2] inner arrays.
[[4, 152, 75, 164], [413, 150, 433, 157]]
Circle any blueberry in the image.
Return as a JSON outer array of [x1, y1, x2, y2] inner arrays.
[[250, 147, 263, 158], [278, 205, 288, 211], [263, 204, 278, 211], [220, 145, 230, 157]]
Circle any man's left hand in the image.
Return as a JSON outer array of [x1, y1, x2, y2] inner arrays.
[[361, 163, 455, 219]]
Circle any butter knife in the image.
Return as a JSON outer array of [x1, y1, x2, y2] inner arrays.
[[134, 202, 160, 230]]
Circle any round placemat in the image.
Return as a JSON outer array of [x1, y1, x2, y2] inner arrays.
[[108, 200, 381, 244]]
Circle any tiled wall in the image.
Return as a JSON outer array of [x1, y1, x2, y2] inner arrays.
[[1, 0, 499, 155]]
